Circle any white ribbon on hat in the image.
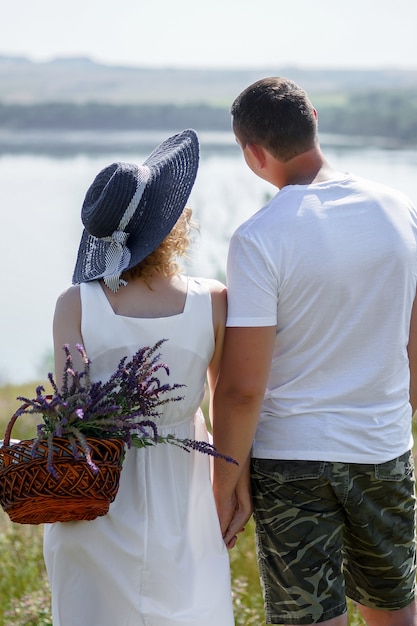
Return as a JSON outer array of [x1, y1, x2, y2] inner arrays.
[[101, 167, 150, 292], [102, 230, 130, 292]]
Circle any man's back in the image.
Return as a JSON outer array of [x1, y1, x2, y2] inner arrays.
[[213, 75, 417, 625], [226, 173, 417, 463]]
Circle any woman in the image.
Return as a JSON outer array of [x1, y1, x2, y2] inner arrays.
[[43, 129, 234, 626]]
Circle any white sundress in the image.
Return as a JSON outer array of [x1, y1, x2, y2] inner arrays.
[[43, 278, 234, 626]]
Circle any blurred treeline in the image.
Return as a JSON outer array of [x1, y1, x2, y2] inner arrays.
[[0, 91, 416, 146]]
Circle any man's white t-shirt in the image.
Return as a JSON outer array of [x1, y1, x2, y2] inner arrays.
[[226, 174, 417, 463]]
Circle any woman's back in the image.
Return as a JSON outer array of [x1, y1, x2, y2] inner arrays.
[[80, 276, 215, 425], [44, 275, 234, 626]]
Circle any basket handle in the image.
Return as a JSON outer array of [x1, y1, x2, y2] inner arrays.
[[3, 404, 30, 447], [3, 396, 52, 447]]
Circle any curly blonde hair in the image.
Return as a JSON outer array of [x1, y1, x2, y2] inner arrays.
[[121, 207, 196, 282]]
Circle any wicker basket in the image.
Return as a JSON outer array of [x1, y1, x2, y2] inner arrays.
[[0, 407, 125, 525]]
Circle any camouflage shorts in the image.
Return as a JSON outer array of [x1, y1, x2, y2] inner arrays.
[[250, 452, 416, 625]]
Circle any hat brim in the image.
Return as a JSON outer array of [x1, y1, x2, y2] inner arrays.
[[72, 129, 199, 285]]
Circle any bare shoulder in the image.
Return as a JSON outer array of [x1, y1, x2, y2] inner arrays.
[[54, 285, 81, 316], [202, 278, 227, 328], [204, 277, 227, 299]]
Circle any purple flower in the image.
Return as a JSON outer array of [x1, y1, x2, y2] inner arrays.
[[15, 339, 236, 474]]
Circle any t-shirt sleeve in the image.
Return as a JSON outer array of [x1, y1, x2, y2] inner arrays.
[[226, 230, 278, 327]]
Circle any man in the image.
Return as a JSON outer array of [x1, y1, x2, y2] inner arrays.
[[213, 77, 417, 626]]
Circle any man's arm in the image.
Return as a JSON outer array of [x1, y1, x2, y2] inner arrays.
[[408, 293, 417, 415], [212, 325, 276, 543]]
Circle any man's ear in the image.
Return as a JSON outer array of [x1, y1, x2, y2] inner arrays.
[[245, 142, 267, 169]]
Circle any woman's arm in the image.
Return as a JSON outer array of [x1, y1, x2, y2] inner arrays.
[[206, 279, 227, 426], [52, 285, 83, 379]]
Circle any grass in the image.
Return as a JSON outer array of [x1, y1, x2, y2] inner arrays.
[[0, 513, 364, 626], [0, 515, 52, 626], [0, 382, 367, 624]]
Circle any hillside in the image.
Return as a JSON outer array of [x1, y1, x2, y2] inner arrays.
[[1, 55, 417, 105], [0, 56, 416, 148]]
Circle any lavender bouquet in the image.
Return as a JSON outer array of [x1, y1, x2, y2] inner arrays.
[[15, 339, 236, 477]]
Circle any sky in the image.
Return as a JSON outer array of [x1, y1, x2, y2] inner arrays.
[[1, 0, 417, 70]]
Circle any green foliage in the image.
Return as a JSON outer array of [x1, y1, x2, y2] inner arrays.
[[318, 89, 417, 145], [0, 89, 417, 145], [229, 520, 266, 624], [0, 102, 230, 132], [0, 516, 51, 625], [0, 383, 53, 442]]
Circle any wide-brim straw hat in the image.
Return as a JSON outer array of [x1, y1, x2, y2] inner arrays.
[[72, 129, 199, 291]]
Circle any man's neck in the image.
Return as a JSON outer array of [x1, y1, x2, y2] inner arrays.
[[267, 146, 344, 189]]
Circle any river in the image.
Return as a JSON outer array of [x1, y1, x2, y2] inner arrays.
[[1, 131, 417, 383]]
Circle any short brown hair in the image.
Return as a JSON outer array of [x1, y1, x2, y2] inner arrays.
[[231, 77, 317, 162]]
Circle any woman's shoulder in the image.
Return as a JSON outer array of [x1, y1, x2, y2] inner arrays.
[[188, 276, 226, 296], [187, 277, 227, 327], [56, 281, 103, 305], [55, 281, 102, 317], [55, 284, 81, 309], [53, 285, 82, 335]]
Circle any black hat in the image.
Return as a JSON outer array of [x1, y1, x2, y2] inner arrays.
[[72, 129, 199, 291]]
